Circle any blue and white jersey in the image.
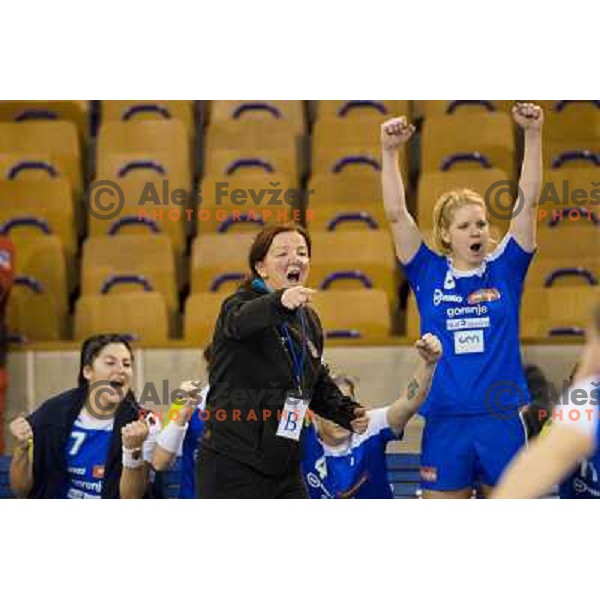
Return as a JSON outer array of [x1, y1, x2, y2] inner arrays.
[[555, 376, 600, 499], [64, 411, 113, 499], [301, 407, 401, 499], [64, 410, 160, 500], [403, 235, 534, 416], [179, 386, 209, 499]]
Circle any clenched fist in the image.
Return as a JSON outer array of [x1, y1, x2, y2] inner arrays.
[[281, 286, 316, 310], [381, 116, 416, 151], [415, 333, 443, 365], [512, 102, 543, 131], [9, 416, 33, 449], [121, 420, 149, 450]]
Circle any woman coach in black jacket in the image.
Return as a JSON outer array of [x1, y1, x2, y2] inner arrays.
[[198, 224, 369, 498]]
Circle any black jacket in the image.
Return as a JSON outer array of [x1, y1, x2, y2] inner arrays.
[[26, 387, 143, 498], [202, 283, 362, 477]]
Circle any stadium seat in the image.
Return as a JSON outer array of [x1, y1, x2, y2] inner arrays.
[[209, 101, 305, 133], [74, 292, 169, 343], [311, 289, 391, 339], [190, 232, 254, 293], [316, 100, 411, 120], [204, 149, 299, 183], [521, 287, 599, 338], [196, 174, 300, 234], [184, 292, 230, 344], [527, 256, 600, 288], [0, 179, 76, 258], [306, 173, 387, 231], [86, 174, 190, 256], [3, 232, 69, 319], [81, 234, 178, 314], [537, 223, 600, 260], [97, 120, 192, 182], [421, 112, 516, 177], [308, 230, 400, 306], [0, 121, 82, 196], [418, 100, 514, 118], [7, 277, 63, 341], [539, 168, 600, 221], [0, 100, 89, 139], [100, 101, 195, 137]]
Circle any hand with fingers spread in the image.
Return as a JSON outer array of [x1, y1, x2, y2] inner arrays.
[[415, 333, 443, 365], [9, 415, 33, 449], [350, 406, 369, 434], [281, 286, 316, 310], [512, 102, 544, 131], [381, 116, 416, 151], [121, 420, 150, 450]]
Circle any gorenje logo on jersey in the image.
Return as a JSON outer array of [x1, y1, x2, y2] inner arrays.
[[433, 288, 463, 306]]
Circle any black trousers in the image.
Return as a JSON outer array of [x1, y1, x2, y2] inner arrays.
[[197, 448, 308, 499]]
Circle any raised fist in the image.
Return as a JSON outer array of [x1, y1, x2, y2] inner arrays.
[[512, 102, 544, 131], [121, 420, 149, 450], [415, 333, 443, 365], [381, 116, 416, 151], [9, 416, 33, 449]]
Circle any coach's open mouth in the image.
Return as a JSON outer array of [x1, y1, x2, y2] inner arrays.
[[286, 268, 301, 283]]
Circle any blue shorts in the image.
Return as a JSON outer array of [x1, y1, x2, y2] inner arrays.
[[420, 412, 527, 491]]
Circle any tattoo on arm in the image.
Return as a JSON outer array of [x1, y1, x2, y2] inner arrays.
[[407, 378, 420, 403]]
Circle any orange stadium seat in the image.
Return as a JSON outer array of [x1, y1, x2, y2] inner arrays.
[[0, 121, 82, 196], [86, 174, 190, 256], [184, 292, 230, 344], [196, 174, 300, 234], [307, 173, 387, 231], [209, 101, 306, 133], [81, 234, 178, 315], [316, 100, 411, 119], [311, 289, 391, 340], [190, 232, 254, 293], [74, 292, 169, 343], [7, 278, 63, 341], [421, 112, 516, 177], [100, 100, 195, 137], [0, 100, 89, 139], [96, 120, 192, 182], [417, 100, 514, 118], [308, 230, 400, 307]]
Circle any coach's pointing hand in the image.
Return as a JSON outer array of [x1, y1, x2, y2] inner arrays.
[[281, 286, 316, 310]]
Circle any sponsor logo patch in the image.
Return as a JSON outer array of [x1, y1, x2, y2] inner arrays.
[[467, 288, 501, 305]]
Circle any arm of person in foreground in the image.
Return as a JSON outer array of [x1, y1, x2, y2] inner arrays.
[[386, 333, 442, 435]]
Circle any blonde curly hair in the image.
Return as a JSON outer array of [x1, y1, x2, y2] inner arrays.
[[432, 188, 488, 255]]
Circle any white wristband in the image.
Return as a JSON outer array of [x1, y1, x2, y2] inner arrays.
[[156, 421, 188, 454], [122, 446, 144, 469]]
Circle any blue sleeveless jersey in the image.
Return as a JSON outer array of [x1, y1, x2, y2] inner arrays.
[[403, 235, 534, 416], [64, 412, 113, 499], [301, 408, 400, 499]]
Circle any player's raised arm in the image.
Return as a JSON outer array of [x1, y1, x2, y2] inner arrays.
[[9, 415, 34, 498], [381, 117, 423, 264], [387, 334, 442, 434], [510, 102, 543, 252]]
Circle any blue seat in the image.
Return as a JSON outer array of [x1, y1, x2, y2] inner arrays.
[[0, 456, 14, 499]]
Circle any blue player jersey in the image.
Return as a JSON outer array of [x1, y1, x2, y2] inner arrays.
[[403, 235, 534, 416], [301, 407, 401, 499], [64, 411, 113, 499], [178, 385, 209, 499], [179, 409, 206, 499], [558, 376, 600, 499]]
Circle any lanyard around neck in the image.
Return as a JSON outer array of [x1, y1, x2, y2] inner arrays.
[[281, 310, 307, 395]]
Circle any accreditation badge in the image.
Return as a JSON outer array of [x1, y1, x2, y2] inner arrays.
[[276, 394, 310, 441]]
